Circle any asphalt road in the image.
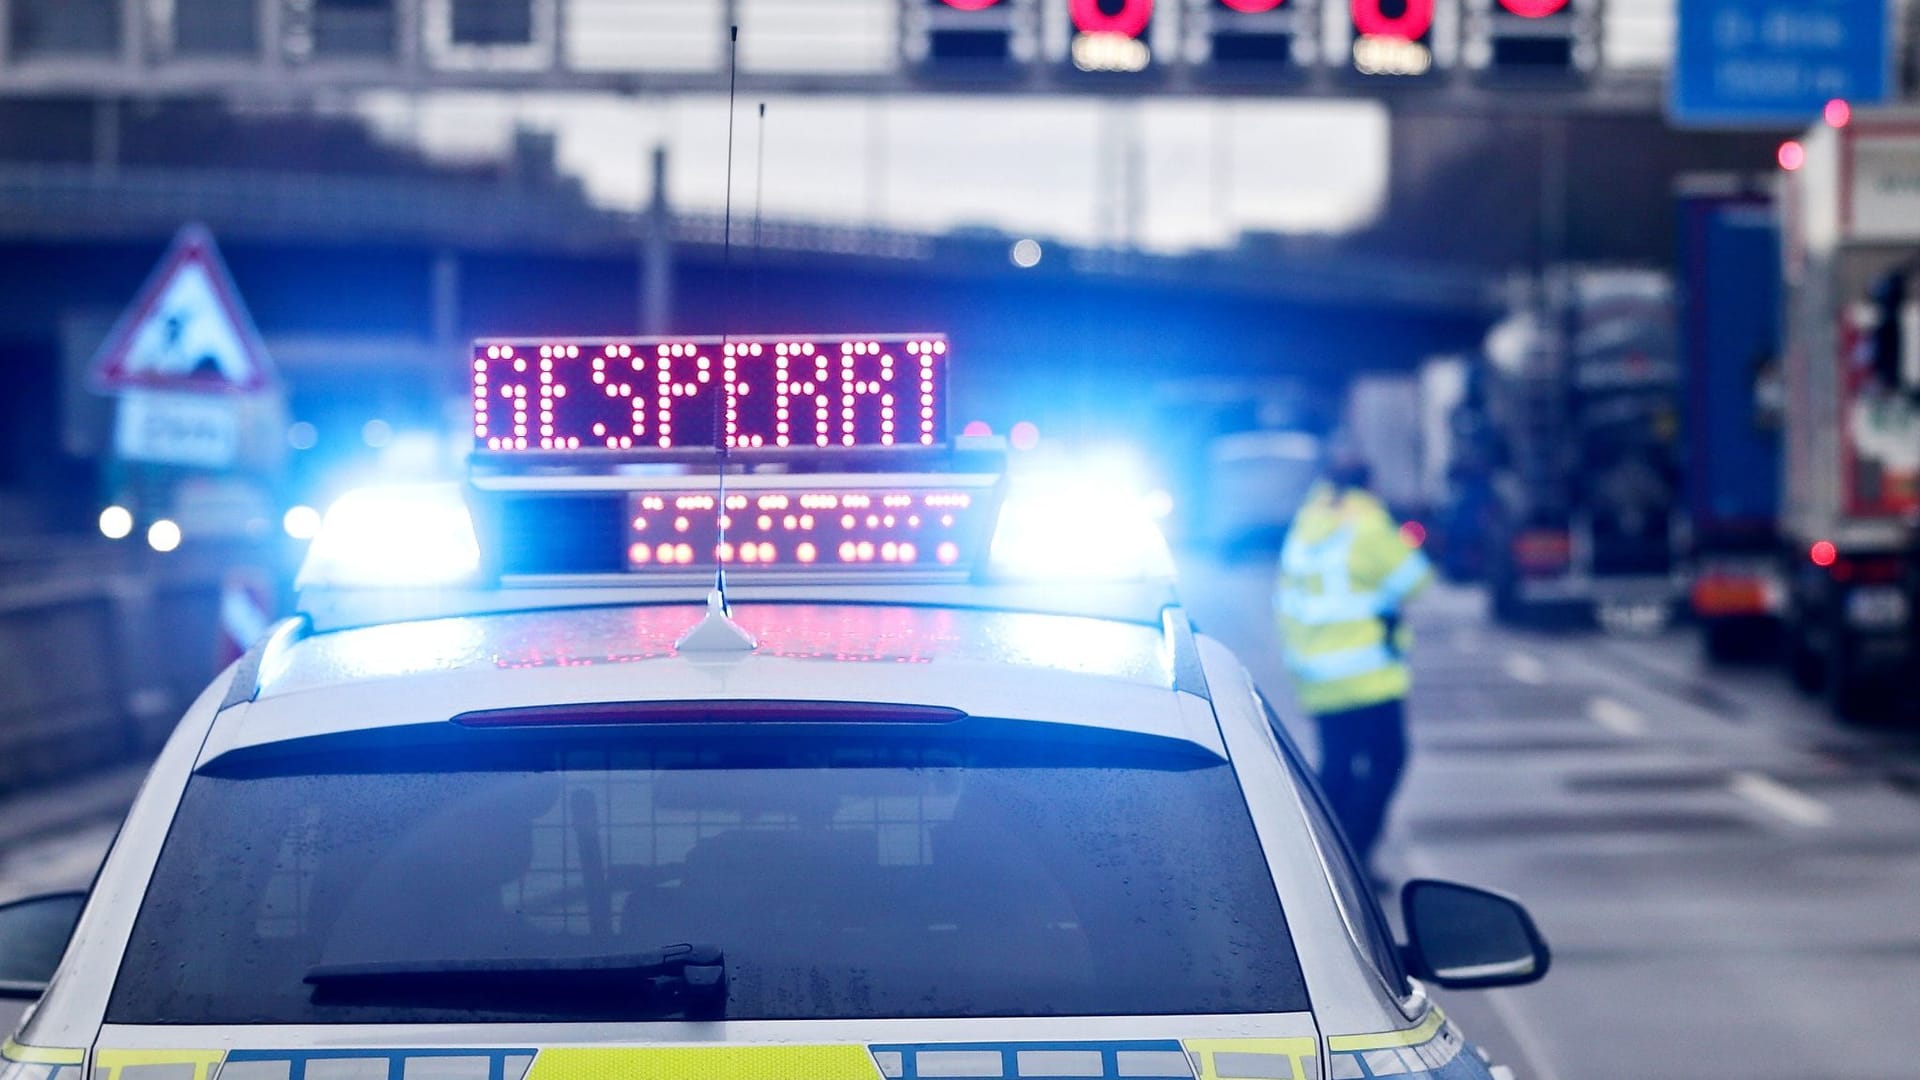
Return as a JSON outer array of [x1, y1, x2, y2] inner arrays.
[[1181, 557, 1920, 1080], [3, 564, 1919, 1079]]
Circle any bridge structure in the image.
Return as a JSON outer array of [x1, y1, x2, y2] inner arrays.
[[0, 0, 1680, 106]]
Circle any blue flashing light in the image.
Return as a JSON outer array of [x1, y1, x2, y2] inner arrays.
[[988, 462, 1175, 583], [298, 484, 480, 590]]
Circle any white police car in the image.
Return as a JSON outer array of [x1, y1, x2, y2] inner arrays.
[[0, 335, 1543, 1080]]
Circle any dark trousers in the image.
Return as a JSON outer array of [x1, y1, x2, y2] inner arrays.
[[1313, 697, 1407, 869]]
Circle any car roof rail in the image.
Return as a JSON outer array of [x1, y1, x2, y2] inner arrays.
[[219, 614, 311, 710], [1160, 605, 1211, 703]]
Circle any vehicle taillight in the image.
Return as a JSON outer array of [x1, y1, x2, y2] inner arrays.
[[1512, 529, 1571, 573], [1830, 555, 1903, 585]]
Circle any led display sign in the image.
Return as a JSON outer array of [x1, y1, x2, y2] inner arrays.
[[472, 334, 948, 454], [908, 0, 1032, 70], [1069, 0, 1154, 72], [625, 486, 990, 571], [1348, 0, 1433, 76], [1198, 0, 1316, 74], [1472, 0, 1585, 74]]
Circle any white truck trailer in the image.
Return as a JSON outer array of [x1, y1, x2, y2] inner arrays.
[[1779, 109, 1920, 720]]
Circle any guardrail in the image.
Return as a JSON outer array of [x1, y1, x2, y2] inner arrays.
[[0, 555, 228, 794]]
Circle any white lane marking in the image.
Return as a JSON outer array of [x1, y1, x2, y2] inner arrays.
[[1484, 988, 1566, 1080], [1502, 652, 1548, 685], [1585, 696, 1646, 737], [1729, 772, 1833, 829]]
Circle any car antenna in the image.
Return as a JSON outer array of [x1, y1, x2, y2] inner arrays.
[[752, 102, 766, 330], [678, 23, 757, 654]]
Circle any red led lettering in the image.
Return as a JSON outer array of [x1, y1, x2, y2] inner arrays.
[[839, 341, 896, 448], [1071, 0, 1152, 38], [477, 336, 942, 453], [723, 341, 755, 450], [1497, 0, 1566, 16], [1351, 0, 1431, 39], [778, 344, 835, 449], [625, 485, 973, 573]]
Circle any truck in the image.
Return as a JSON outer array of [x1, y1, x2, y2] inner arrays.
[[1777, 110, 1920, 720], [1415, 355, 1483, 579], [1343, 372, 1424, 517], [1675, 180, 1785, 661], [1464, 268, 1686, 624]]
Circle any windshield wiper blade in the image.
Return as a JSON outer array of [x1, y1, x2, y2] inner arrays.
[[305, 942, 726, 1018], [307, 942, 723, 982]]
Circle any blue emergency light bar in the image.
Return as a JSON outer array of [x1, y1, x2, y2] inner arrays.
[[472, 334, 949, 457], [294, 330, 1175, 631], [468, 467, 1004, 581]]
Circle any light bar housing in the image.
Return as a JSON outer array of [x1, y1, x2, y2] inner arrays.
[[467, 458, 1006, 586]]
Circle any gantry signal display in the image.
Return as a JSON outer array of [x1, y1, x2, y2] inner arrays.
[[1347, 0, 1439, 77], [1191, 0, 1320, 79], [902, 0, 1596, 81]]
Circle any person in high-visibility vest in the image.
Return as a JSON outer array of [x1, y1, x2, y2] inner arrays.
[[1276, 451, 1432, 874]]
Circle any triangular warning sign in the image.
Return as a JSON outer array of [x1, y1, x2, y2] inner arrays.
[[91, 224, 278, 395]]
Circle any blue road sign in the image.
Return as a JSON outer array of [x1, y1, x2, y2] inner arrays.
[[1671, 0, 1890, 127]]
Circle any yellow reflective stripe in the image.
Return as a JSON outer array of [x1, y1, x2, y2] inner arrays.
[[1277, 591, 1380, 625], [1295, 664, 1410, 714], [1181, 1038, 1318, 1080], [1325, 1007, 1447, 1051], [2, 1041, 83, 1066], [93, 1049, 225, 1080], [1286, 643, 1396, 683], [527, 1046, 877, 1080], [1282, 617, 1386, 656]]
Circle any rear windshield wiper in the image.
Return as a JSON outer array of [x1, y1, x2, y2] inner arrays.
[[305, 942, 726, 1018]]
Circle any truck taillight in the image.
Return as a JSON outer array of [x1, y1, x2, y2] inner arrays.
[[1809, 540, 1837, 567], [1829, 554, 1903, 585], [1692, 574, 1774, 616], [1513, 529, 1571, 572]]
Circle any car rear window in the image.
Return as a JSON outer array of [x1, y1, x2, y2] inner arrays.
[[109, 721, 1308, 1023]]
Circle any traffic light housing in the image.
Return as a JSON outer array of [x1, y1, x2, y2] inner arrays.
[[905, 0, 1036, 76], [1193, 0, 1318, 79]]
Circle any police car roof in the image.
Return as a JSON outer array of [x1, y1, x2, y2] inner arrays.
[[297, 579, 1182, 634], [200, 602, 1223, 764]]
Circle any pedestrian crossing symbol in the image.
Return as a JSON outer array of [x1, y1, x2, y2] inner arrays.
[[90, 224, 277, 394]]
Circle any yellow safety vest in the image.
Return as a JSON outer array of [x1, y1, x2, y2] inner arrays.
[[1276, 483, 1433, 715]]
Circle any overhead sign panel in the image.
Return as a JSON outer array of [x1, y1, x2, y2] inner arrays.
[[1671, 0, 1890, 127], [1467, 0, 1597, 78], [905, 0, 1037, 73], [1191, 0, 1319, 81], [1064, 0, 1157, 74], [1346, 0, 1442, 78], [90, 224, 278, 394]]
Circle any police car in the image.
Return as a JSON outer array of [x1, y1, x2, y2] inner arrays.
[[0, 334, 1545, 1080]]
